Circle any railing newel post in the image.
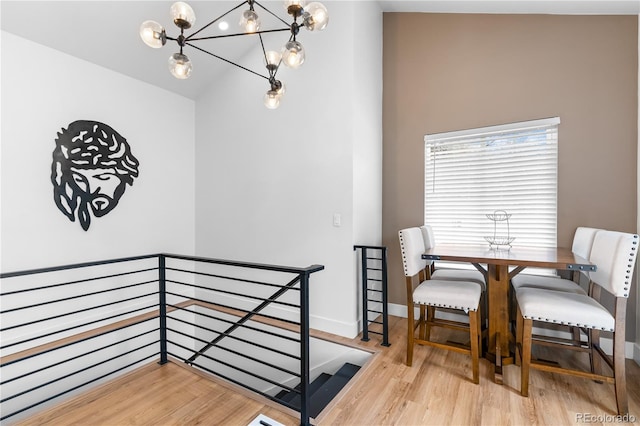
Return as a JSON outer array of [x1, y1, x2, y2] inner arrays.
[[381, 247, 390, 347], [158, 254, 168, 365], [300, 270, 311, 426], [360, 247, 370, 342]]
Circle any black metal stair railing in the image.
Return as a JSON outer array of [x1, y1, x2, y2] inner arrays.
[[0, 253, 324, 426], [185, 272, 304, 365], [353, 245, 390, 346], [159, 253, 324, 426]]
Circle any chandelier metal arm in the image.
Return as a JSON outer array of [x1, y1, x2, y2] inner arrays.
[[257, 32, 280, 80], [186, 1, 248, 41], [140, 1, 329, 108], [187, 27, 290, 42], [185, 42, 269, 81]]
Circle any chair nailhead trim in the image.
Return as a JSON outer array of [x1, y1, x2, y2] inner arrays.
[[523, 315, 613, 332], [417, 302, 478, 311], [398, 232, 409, 276]]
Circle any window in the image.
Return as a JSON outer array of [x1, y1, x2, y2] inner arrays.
[[424, 117, 559, 248]]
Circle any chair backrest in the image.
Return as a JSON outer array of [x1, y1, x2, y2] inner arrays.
[[589, 230, 639, 298], [420, 225, 436, 249], [571, 227, 600, 260], [399, 227, 428, 277]]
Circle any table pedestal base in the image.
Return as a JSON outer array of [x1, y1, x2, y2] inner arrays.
[[484, 332, 515, 384]]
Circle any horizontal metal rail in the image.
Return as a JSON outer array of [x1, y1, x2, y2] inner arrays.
[[0, 254, 159, 279], [0, 253, 323, 426]]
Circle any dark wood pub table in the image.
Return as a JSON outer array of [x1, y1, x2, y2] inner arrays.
[[422, 244, 596, 384]]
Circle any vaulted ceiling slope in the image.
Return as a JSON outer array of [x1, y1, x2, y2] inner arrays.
[[2, 1, 638, 100]]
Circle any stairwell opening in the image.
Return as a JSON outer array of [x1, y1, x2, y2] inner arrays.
[[168, 303, 374, 419]]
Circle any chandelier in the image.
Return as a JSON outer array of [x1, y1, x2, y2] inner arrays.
[[139, 1, 329, 109]]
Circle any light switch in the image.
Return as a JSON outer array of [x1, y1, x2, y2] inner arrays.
[[333, 213, 341, 227]]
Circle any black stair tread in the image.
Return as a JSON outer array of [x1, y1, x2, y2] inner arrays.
[[275, 389, 289, 400], [280, 363, 361, 418], [276, 372, 332, 403], [308, 363, 361, 417], [309, 372, 333, 393]]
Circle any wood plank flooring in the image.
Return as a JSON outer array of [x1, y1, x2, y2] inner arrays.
[[16, 315, 640, 425]]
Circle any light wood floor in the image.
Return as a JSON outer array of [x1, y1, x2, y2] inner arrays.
[[17, 315, 640, 425]]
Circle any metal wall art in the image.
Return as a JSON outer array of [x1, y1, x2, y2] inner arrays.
[[51, 120, 140, 231]]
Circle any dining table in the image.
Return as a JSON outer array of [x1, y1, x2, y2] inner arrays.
[[422, 244, 596, 384]]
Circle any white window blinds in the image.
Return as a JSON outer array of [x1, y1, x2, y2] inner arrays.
[[424, 117, 559, 248]]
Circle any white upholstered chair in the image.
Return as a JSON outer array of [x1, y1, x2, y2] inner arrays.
[[515, 229, 638, 415], [420, 225, 487, 333], [511, 226, 600, 295], [420, 225, 486, 289], [399, 227, 483, 384]]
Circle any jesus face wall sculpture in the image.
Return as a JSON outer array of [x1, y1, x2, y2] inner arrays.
[[51, 120, 140, 231]]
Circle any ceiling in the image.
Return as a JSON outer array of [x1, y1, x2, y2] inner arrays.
[[2, 1, 639, 100]]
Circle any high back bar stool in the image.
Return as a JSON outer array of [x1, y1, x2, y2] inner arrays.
[[420, 225, 487, 331], [511, 226, 599, 294], [420, 225, 487, 289], [399, 227, 483, 384], [515, 229, 638, 415]]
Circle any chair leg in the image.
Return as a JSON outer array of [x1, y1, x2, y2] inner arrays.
[[477, 305, 483, 358], [570, 327, 581, 347], [480, 291, 488, 355], [590, 328, 601, 375], [425, 306, 435, 340], [520, 317, 533, 397], [515, 304, 523, 367], [419, 304, 426, 340], [614, 331, 628, 415], [469, 309, 480, 384], [613, 299, 628, 415], [407, 303, 415, 367]]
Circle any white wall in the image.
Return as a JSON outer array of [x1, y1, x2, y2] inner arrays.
[[0, 32, 197, 272], [194, 1, 383, 338], [0, 31, 198, 420], [353, 4, 383, 247], [1, 1, 383, 340]]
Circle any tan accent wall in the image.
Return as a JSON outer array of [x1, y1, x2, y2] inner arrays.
[[383, 14, 638, 337]]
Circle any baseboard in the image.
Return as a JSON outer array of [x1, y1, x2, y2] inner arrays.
[[311, 313, 360, 339], [207, 290, 361, 339], [388, 302, 637, 360]]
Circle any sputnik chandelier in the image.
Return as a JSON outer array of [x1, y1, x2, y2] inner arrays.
[[140, 1, 329, 109]]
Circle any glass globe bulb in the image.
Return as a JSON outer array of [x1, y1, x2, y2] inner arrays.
[[264, 90, 281, 109], [284, 0, 306, 16], [168, 53, 193, 79], [140, 21, 166, 48], [240, 9, 260, 33], [171, 2, 196, 29], [282, 41, 305, 69], [264, 50, 282, 71], [303, 2, 329, 31]]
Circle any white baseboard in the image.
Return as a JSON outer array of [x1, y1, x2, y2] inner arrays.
[[311, 313, 360, 339], [388, 302, 637, 361]]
